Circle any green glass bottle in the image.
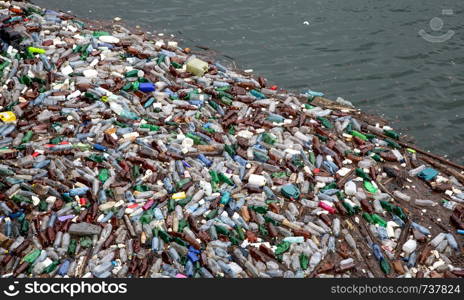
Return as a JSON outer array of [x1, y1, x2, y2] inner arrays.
[[235, 226, 245, 240], [209, 170, 219, 184], [93, 31, 110, 37], [228, 232, 241, 245], [87, 154, 105, 163], [309, 151, 316, 164], [363, 180, 378, 194], [384, 129, 399, 140], [250, 205, 268, 214], [380, 258, 391, 275], [304, 104, 315, 109], [275, 241, 290, 255], [220, 96, 232, 106], [98, 169, 109, 183], [215, 225, 229, 235], [173, 237, 188, 247], [228, 126, 235, 135], [371, 214, 387, 227], [132, 165, 140, 179], [253, 151, 269, 162], [350, 130, 368, 141], [177, 197, 191, 207], [371, 153, 383, 162], [321, 182, 337, 192], [0, 60, 10, 72], [158, 230, 172, 243], [262, 133, 276, 145], [258, 224, 269, 236], [171, 61, 182, 69], [356, 168, 372, 181], [380, 200, 394, 212], [365, 133, 376, 140], [67, 239, 77, 255], [178, 219, 189, 232], [20, 75, 33, 86], [176, 178, 191, 190], [80, 237, 92, 248], [186, 132, 203, 145], [206, 209, 218, 220], [218, 173, 234, 186], [168, 198, 175, 212], [140, 124, 160, 132], [157, 54, 166, 65], [362, 212, 374, 224], [12, 194, 31, 204], [62, 193, 74, 202], [140, 210, 153, 224], [122, 82, 133, 91], [315, 134, 328, 142], [20, 219, 29, 235], [393, 206, 408, 221], [343, 201, 356, 216], [38, 200, 48, 211], [23, 249, 41, 264], [317, 117, 333, 129], [125, 69, 140, 77], [272, 172, 287, 178], [22, 131, 33, 143], [300, 254, 309, 270], [224, 144, 236, 156], [385, 139, 401, 149], [50, 136, 64, 145]]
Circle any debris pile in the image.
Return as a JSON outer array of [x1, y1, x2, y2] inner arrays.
[[0, 1, 463, 278]]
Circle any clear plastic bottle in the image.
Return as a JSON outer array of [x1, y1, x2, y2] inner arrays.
[[393, 191, 411, 202], [415, 199, 437, 207]]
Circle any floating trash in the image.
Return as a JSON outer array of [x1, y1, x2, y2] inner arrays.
[[0, 1, 462, 279]]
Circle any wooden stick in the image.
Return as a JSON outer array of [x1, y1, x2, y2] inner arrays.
[[336, 169, 355, 189], [395, 221, 410, 259], [369, 131, 464, 171]]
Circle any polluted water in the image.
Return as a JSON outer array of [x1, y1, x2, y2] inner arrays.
[[0, 1, 463, 278]]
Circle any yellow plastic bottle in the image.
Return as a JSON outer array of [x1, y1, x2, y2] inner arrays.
[[0, 111, 17, 123], [172, 192, 186, 200], [186, 58, 209, 76]]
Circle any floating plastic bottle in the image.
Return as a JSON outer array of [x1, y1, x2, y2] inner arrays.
[[0, 1, 461, 280]]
